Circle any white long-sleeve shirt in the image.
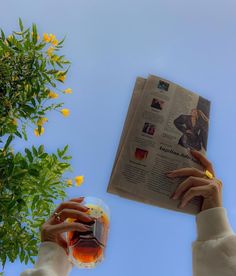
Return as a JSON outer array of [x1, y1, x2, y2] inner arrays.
[[192, 207, 236, 276], [21, 207, 236, 276]]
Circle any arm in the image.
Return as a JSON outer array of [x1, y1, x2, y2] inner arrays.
[[173, 115, 188, 133], [167, 150, 236, 276], [21, 242, 72, 276], [192, 207, 236, 276]]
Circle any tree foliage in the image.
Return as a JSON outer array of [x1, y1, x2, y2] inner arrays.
[[0, 145, 71, 267], [0, 19, 73, 269], [0, 18, 70, 139]]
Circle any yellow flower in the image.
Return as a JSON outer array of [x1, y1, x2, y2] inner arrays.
[[60, 108, 70, 117], [57, 75, 66, 82], [51, 39, 59, 46], [49, 34, 56, 41], [12, 118, 18, 126], [56, 71, 66, 82], [67, 179, 73, 187], [43, 33, 51, 43], [51, 55, 60, 62], [34, 127, 45, 137], [7, 35, 13, 41], [47, 46, 54, 57], [63, 88, 72, 94], [75, 176, 84, 186], [37, 117, 48, 126], [48, 91, 58, 99]]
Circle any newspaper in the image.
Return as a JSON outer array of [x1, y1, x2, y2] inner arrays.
[[107, 75, 210, 215]]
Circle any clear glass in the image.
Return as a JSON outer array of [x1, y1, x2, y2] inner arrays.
[[67, 196, 110, 268]]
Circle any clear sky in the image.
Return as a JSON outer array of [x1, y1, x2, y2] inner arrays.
[[1, 0, 236, 275]]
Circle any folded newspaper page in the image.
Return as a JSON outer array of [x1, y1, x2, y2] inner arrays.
[[107, 75, 210, 214]]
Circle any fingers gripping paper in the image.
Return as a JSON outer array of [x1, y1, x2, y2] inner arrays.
[[107, 75, 210, 215]]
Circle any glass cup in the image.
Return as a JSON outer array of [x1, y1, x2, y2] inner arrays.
[[67, 196, 110, 268]]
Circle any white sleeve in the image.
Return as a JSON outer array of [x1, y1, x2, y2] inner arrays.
[[192, 207, 236, 276], [20, 242, 73, 276]]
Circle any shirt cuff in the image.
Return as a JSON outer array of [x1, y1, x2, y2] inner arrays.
[[35, 242, 72, 275], [196, 207, 234, 241]]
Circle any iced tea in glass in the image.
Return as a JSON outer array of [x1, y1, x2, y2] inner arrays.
[[67, 197, 110, 268]]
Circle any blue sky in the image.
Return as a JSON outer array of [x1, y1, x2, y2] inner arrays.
[[1, 0, 236, 275]]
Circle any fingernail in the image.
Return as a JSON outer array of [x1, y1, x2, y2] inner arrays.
[[82, 225, 89, 229], [165, 171, 173, 174], [179, 202, 185, 208], [173, 194, 178, 200], [166, 173, 175, 178], [85, 215, 96, 221]]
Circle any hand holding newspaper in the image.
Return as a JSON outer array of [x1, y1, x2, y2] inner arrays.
[[107, 75, 210, 214]]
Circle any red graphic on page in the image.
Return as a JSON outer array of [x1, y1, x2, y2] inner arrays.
[[134, 148, 148, 161]]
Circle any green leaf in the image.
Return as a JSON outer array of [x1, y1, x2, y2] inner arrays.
[[19, 18, 24, 32], [61, 145, 68, 157], [15, 131, 22, 138], [31, 195, 39, 211], [8, 200, 16, 210], [23, 105, 35, 114], [32, 146, 38, 156], [0, 29, 5, 40], [25, 148, 33, 162], [13, 169, 28, 177], [31, 98, 36, 107], [4, 135, 14, 150], [38, 145, 44, 155], [39, 153, 48, 159], [20, 249, 25, 262], [1, 254, 6, 269], [57, 35, 66, 46], [28, 168, 39, 177], [62, 156, 72, 160], [25, 255, 29, 265], [57, 149, 62, 158], [22, 125, 28, 141], [13, 28, 30, 36], [60, 163, 70, 169], [29, 255, 35, 264]]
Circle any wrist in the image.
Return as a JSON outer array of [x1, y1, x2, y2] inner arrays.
[[201, 198, 222, 211]]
